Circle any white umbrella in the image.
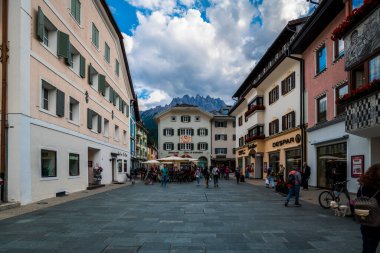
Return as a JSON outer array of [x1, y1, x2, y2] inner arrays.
[[157, 156, 187, 162], [141, 160, 161, 164]]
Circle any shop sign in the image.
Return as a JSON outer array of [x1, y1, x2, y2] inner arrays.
[[168, 151, 203, 154], [117, 152, 128, 157], [351, 155, 364, 178], [272, 134, 301, 148]]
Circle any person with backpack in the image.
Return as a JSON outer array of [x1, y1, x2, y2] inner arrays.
[[266, 167, 275, 189], [356, 164, 380, 253], [285, 167, 302, 207]]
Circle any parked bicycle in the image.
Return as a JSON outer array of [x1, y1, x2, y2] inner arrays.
[[318, 180, 352, 213]]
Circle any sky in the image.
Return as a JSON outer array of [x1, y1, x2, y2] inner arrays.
[[106, 0, 313, 110]]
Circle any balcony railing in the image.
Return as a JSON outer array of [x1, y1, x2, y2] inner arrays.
[[245, 134, 265, 143], [244, 104, 265, 118]]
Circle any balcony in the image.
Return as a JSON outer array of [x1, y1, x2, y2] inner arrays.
[[245, 134, 265, 144], [344, 90, 380, 138], [244, 104, 265, 118]]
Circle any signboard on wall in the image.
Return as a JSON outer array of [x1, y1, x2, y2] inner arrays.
[[351, 155, 364, 178], [180, 135, 192, 144]]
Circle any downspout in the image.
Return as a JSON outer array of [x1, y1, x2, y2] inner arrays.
[[287, 54, 306, 166], [1, 0, 9, 202]]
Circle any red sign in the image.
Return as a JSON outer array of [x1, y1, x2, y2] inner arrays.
[[351, 155, 364, 178]]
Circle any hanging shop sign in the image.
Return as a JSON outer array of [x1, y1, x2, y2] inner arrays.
[[351, 155, 365, 178], [272, 134, 302, 148]]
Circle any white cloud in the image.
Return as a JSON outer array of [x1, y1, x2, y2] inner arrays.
[[136, 87, 171, 110], [123, 0, 311, 109]]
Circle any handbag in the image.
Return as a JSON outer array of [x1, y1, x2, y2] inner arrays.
[[354, 187, 380, 227]]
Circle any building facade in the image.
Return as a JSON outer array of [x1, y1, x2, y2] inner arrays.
[[3, 0, 136, 204], [230, 18, 306, 179], [155, 104, 213, 168], [147, 142, 158, 161], [338, 0, 380, 180], [136, 121, 148, 168], [211, 107, 236, 169], [291, 0, 371, 193]]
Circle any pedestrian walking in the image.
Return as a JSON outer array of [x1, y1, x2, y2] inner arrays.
[[161, 164, 168, 187], [203, 167, 210, 188], [235, 168, 240, 184], [225, 166, 230, 180], [266, 167, 275, 189], [285, 167, 302, 207], [357, 164, 380, 253], [195, 168, 201, 186], [302, 162, 311, 190], [212, 166, 220, 187]]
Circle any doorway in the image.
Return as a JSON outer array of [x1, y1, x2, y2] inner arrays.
[[88, 147, 100, 186]]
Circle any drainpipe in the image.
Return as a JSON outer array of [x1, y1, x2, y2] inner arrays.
[[287, 53, 307, 166], [1, 0, 9, 202]]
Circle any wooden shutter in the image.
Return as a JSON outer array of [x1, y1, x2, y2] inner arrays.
[[171, 129, 174, 136], [205, 143, 208, 150], [163, 143, 166, 150], [97, 115, 102, 133], [205, 129, 208, 136], [87, 108, 93, 129], [163, 129, 166, 136], [282, 115, 286, 131], [291, 111, 296, 128], [178, 129, 180, 136], [79, 55, 86, 78], [191, 129, 194, 136], [178, 143, 181, 150], [113, 92, 117, 106], [57, 31, 70, 59], [119, 98, 123, 111], [98, 74, 105, 95], [225, 135, 227, 141], [281, 80, 285, 95], [197, 143, 200, 150], [125, 104, 129, 117], [88, 64, 94, 85], [291, 72, 296, 90], [269, 122, 272, 136], [37, 7, 45, 42], [109, 87, 114, 103], [65, 43, 73, 66], [191, 144, 194, 150], [197, 129, 200, 136], [181, 116, 184, 122], [56, 89, 65, 117]]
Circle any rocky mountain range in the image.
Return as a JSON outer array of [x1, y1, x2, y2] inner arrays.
[[141, 95, 227, 144]]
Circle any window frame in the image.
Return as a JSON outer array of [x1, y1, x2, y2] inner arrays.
[[70, 0, 81, 24], [334, 39, 344, 61], [92, 23, 99, 49], [317, 95, 327, 123], [316, 44, 327, 75], [269, 86, 279, 105], [68, 153, 80, 177], [41, 149, 57, 178], [181, 115, 191, 123], [104, 42, 110, 63], [335, 83, 349, 116]]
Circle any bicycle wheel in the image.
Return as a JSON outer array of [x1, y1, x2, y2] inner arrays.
[[319, 191, 334, 209]]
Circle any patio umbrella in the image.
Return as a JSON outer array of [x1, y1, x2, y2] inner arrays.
[[141, 160, 161, 164], [157, 156, 188, 162]]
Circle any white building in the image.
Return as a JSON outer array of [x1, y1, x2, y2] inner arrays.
[[2, 0, 136, 204]]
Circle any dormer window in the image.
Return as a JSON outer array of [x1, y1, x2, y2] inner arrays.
[[181, 115, 191, 123]]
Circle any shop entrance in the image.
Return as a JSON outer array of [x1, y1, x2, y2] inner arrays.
[[317, 142, 347, 188], [254, 154, 263, 179], [88, 147, 100, 186], [269, 152, 280, 174], [198, 157, 208, 169], [286, 148, 301, 176]]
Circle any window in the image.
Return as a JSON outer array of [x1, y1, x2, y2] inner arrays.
[[215, 148, 227, 154], [69, 97, 79, 123], [104, 43, 110, 63], [215, 121, 227, 128], [352, 64, 365, 89], [336, 84, 349, 116], [41, 80, 65, 117], [352, 0, 364, 10], [118, 159, 122, 172], [269, 86, 279, 105], [123, 130, 127, 144], [316, 45, 327, 74], [41, 149, 57, 177], [115, 60, 120, 76], [195, 116, 200, 121], [42, 86, 49, 110], [317, 96, 327, 123], [334, 40, 344, 60], [67, 45, 84, 76], [233, 134, 236, 141], [233, 121, 236, 128], [369, 55, 380, 82], [181, 115, 191, 123], [92, 23, 99, 48], [123, 160, 127, 172], [239, 137, 244, 147], [282, 111, 296, 131], [163, 128, 174, 136], [247, 125, 264, 138], [103, 118, 109, 137], [198, 143, 208, 151], [179, 128, 193, 136], [248, 96, 264, 109], [171, 116, 176, 121], [88, 64, 106, 94], [41, 16, 58, 52], [70, 0, 81, 23], [69, 153, 80, 176], [281, 72, 296, 95], [87, 109, 101, 133], [198, 128, 208, 136], [269, 119, 279, 136], [164, 143, 174, 151], [114, 125, 119, 141], [238, 116, 243, 126], [215, 134, 227, 141], [179, 143, 193, 151]]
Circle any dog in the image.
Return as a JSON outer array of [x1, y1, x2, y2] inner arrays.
[[330, 201, 348, 217]]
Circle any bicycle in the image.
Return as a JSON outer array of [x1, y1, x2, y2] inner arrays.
[[318, 180, 352, 213]]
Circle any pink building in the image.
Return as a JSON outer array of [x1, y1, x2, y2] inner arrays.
[[291, 0, 368, 192]]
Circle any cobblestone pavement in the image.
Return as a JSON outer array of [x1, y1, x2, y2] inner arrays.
[[0, 178, 372, 253]]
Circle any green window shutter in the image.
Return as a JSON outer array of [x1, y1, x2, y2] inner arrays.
[[205, 129, 208, 136], [87, 109, 93, 129], [97, 115, 102, 133], [79, 55, 85, 78], [113, 92, 117, 106], [92, 23, 99, 48], [205, 143, 208, 150], [37, 6, 45, 42], [57, 31, 70, 59], [126, 104, 129, 117], [197, 143, 200, 150], [65, 43, 73, 66], [76, 0, 81, 23], [88, 64, 93, 85], [116, 60, 119, 76], [109, 87, 114, 103], [119, 98, 123, 111], [98, 74, 105, 95], [121, 100, 125, 113], [56, 89, 65, 117]]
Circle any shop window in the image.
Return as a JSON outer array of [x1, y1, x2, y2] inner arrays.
[[316, 45, 327, 74], [41, 149, 57, 177], [282, 111, 296, 131], [69, 97, 79, 123], [269, 152, 280, 175], [238, 116, 243, 126], [69, 153, 80, 176], [104, 42, 110, 63], [352, 0, 364, 10], [285, 149, 301, 175], [269, 119, 279, 136], [281, 72, 296, 95], [335, 83, 349, 116], [92, 23, 99, 48], [118, 159, 122, 172], [334, 39, 344, 60], [369, 54, 380, 82], [70, 0, 81, 24], [103, 118, 109, 137], [269, 86, 279, 105], [317, 96, 327, 123]]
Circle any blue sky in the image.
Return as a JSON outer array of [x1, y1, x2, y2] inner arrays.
[[105, 0, 312, 110]]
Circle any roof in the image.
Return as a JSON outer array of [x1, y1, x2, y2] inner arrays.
[[291, 0, 345, 54], [154, 105, 214, 122], [232, 17, 308, 98]]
